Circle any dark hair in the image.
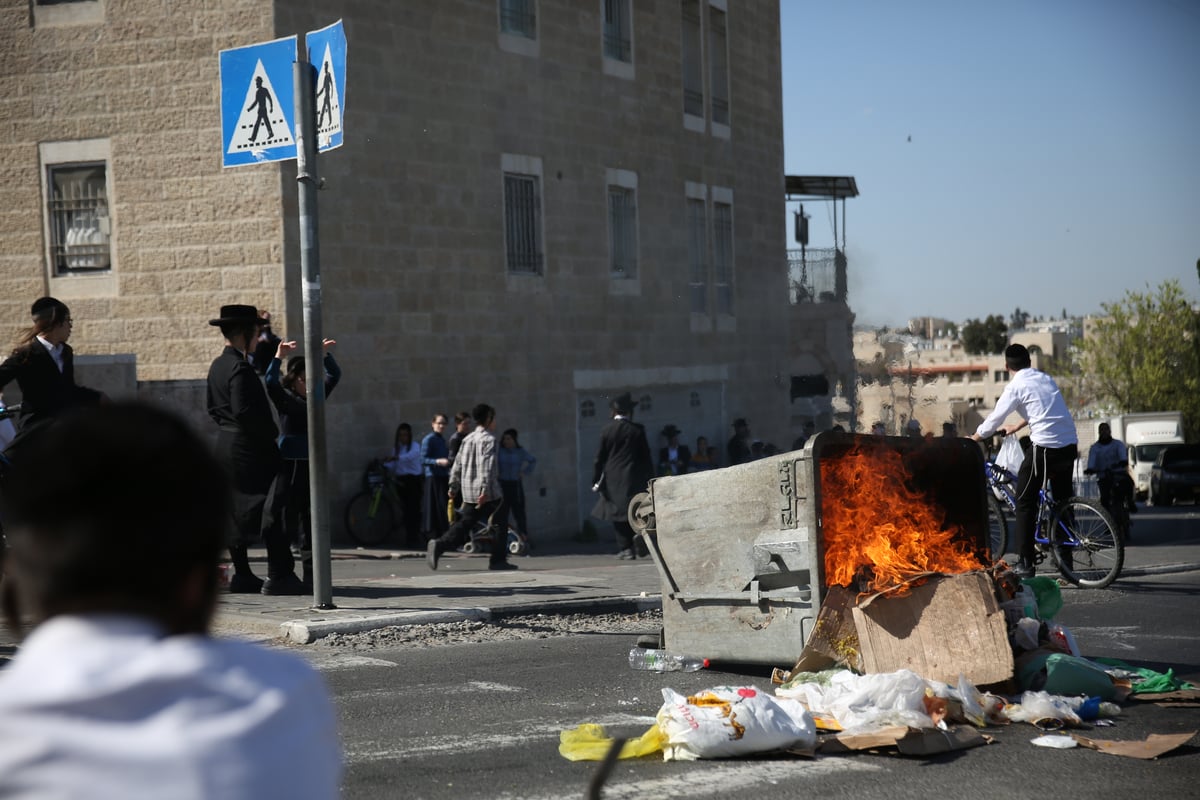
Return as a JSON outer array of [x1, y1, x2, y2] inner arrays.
[[14, 297, 70, 351], [501, 428, 519, 446], [454, 410, 471, 425], [219, 320, 257, 344], [1, 402, 229, 636], [610, 393, 635, 415], [281, 356, 306, 392], [471, 403, 494, 426], [394, 422, 413, 449], [1005, 343, 1031, 371]]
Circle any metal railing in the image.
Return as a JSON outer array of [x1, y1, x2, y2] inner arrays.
[[788, 247, 846, 304]]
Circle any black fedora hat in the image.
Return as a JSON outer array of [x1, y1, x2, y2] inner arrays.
[[209, 304, 268, 327]]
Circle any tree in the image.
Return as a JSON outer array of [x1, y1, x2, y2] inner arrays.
[[1077, 279, 1200, 440], [1009, 307, 1030, 331], [961, 315, 1008, 355]]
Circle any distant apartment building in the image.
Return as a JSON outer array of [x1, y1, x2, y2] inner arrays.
[[2, 0, 850, 539]]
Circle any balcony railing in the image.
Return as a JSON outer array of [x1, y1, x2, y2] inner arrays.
[[788, 247, 847, 304]]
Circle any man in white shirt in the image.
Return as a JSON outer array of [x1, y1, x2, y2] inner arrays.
[[0, 402, 342, 798], [1086, 422, 1136, 517], [971, 344, 1079, 577]]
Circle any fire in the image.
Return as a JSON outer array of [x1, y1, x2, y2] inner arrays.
[[820, 443, 984, 593]]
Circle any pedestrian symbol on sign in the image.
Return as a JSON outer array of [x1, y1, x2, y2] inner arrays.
[[225, 59, 295, 157], [312, 44, 342, 148]]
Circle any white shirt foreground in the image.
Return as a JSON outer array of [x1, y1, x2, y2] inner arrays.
[[0, 614, 342, 799]]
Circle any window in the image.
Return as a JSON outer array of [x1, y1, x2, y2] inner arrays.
[[503, 172, 543, 275], [32, 0, 103, 28], [690, 391, 701, 407], [639, 394, 652, 412], [499, 0, 536, 38], [46, 162, 111, 274], [712, 195, 733, 315], [993, 370, 1008, 382], [708, 4, 730, 128], [681, 0, 704, 120], [603, 0, 632, 63], [686, 197, 707, 314], [608, 186, 637, 278], [580, 400, 596, 419]]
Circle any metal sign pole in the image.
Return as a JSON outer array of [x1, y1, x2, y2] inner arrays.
[[294, 59, 334, 609]]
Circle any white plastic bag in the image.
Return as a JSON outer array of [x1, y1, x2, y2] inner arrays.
[[656, 686, 816, 761], [995, 434, 1025, 476], [777, 669, 935, 733]]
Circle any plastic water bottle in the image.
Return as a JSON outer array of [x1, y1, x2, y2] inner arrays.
[[628, 646, 708, 672]]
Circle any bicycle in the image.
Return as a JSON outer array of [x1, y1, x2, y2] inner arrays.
[[984, 456, 1124, 588], [343, 459, 408, 546]]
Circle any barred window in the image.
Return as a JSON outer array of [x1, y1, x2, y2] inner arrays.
[[608, 185, 637, 278], [499, 0, 536, 39], [603, 0, 632, 62], [681, 0, 704, 118], [639, 394, 652, 412], [47, 162, 111, 274], [709, 6, 729, 126], [504, 173, 543, 274], [580, 400, 595, 419], [713, 200, 733, 314], [686, 197, 707, 313]]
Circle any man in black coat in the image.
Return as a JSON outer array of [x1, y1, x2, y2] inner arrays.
[[591, 392, 655, 560], [0, 297, 103, 458], [206, 304, 301, 595]]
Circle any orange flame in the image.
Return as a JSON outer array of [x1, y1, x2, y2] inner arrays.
[[820, 443, 984, 593]]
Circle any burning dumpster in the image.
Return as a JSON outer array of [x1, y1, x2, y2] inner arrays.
[[632, 431, 1005, 677]]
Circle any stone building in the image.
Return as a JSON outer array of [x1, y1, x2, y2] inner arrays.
[[1, 0, 847, 541]]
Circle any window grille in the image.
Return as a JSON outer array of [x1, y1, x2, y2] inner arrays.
[[639, 394, 652, 412], [690, 391, 701, 408], [709, 7, 729, 125], [713, 201, 733, 314], [603, 0, 632, 62], [500, 0, 536, 38], [504, 173, 543, 274], [687, 197, 707, 313], [681, 0, 704, 117], [580, 400, 595, 419], [47, 162, 111, 274], [608, 186, 637, 278]]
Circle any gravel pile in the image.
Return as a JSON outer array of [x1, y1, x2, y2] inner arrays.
[[314, 609, 663, 650]]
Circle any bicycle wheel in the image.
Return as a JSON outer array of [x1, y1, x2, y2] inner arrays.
[[1048, 497, 1124, 589], [986, 493, 1009, 562], [344, 489, 396, 546]]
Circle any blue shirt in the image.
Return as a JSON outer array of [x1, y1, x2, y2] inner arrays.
[[497, 445, 536, 483], [420, 432, 449, 478]]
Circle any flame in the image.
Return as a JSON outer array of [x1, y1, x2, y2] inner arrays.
[[820, 443, 984, 593]]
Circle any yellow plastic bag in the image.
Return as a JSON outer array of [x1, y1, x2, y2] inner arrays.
[[558, 723, 665, 761]]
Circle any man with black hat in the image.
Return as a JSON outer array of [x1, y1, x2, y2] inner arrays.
[[591, 393, 655, 559], [0, 297, 103, 457], [971, 343, 1078, 578], [206, 304, 303, 595], [727, 418, 752, 466], [658, 424, 691, 476]]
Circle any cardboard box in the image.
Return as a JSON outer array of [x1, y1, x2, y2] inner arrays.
[[851, 571, 1013, 686]]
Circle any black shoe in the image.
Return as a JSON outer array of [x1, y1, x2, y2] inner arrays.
[[616, 549, 636, 560], [261, 573, 306, 596], [488, 561, 518, 571], [228, 572, 264, 594], [426, 539, 440, 571]]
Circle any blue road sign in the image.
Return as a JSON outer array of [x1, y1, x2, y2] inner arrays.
[[305, 20, 348, 152], [220, 35, 298, 168]]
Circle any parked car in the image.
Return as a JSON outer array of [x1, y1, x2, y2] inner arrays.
[[1149, 444, 1200, 506]]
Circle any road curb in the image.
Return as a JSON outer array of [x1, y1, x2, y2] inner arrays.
[[275, 594, 663, 644], [1119, 562, 1200, 578]]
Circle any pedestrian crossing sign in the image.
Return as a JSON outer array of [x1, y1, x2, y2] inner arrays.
[[305, 20, 347, 152], [220, 35, 299, 168]]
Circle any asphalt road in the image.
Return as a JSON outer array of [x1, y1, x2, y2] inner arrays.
[[305, 507, 1200, 800]]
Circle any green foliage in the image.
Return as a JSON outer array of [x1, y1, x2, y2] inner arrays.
[[961, 315, 1008, 355], [1078, 280, 1200, 440]]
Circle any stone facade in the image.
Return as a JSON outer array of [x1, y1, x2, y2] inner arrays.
[[1, 0, 821, 542]]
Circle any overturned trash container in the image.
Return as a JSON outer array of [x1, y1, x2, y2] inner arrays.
[[630, 432, 992, 666]]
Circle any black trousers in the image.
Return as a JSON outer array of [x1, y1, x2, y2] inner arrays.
[[395, 474, 424, 548], [1014, 442, 1078, 565], [262, 458, 311, 579], [499, 479, 528, 536], [433, 498, 507, 565]]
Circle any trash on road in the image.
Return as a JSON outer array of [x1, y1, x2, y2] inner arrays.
[[628, 646, 708, 672], [1071, 730, 1198, 759]]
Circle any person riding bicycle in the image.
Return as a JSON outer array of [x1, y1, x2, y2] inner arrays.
[[1084, 422, 1136, 519], [971, 344, 1078, 579]]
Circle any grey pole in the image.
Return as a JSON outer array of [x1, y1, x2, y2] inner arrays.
[[294, 59, 335, 609]]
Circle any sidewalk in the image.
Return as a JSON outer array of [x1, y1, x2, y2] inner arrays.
[[216, 513, 1200, 644]]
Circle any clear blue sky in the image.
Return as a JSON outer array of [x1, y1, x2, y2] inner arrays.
[[779, 0, 1199, 329]]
